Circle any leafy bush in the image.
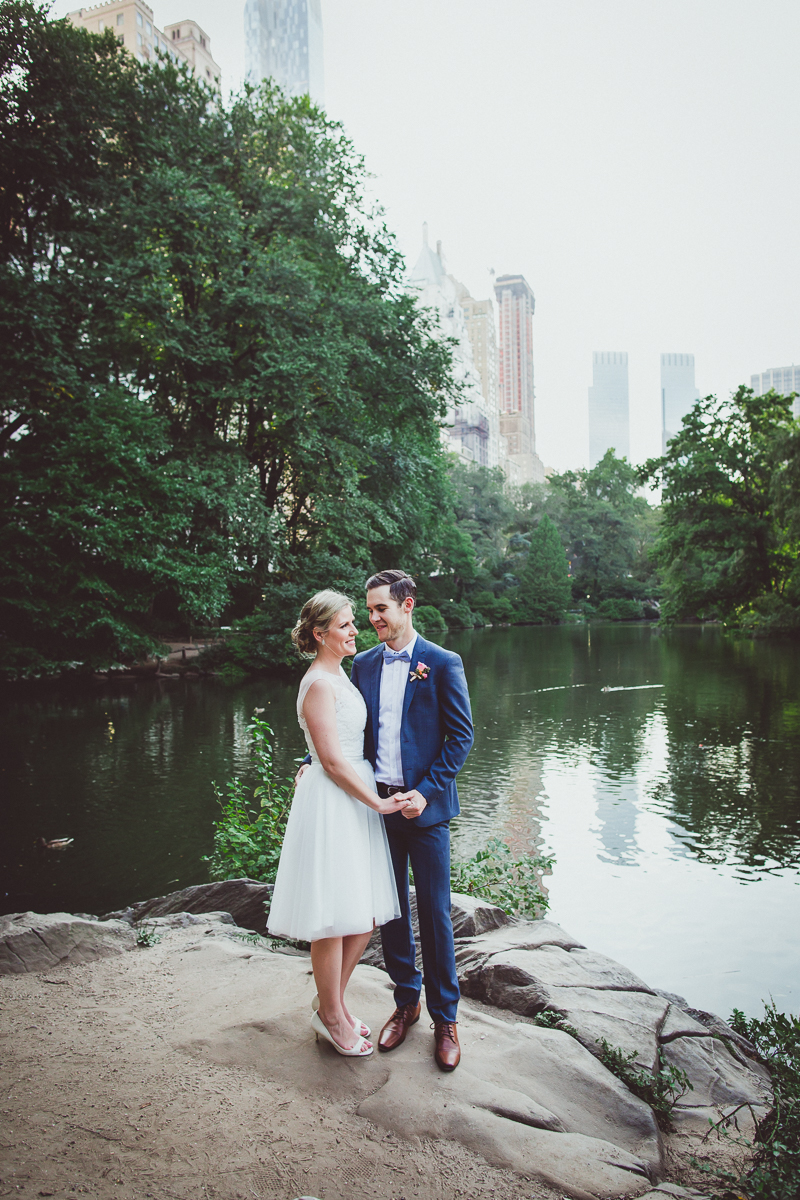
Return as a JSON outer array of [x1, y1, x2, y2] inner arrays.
[[414, 605, 447, 636], [698, 1003, 800, 1200], [135, 923, 162, 948], [736, 595, 800, 638], [355, 627, 380, 652], [203, 713, 293, 883], [450, 837, 553, 919], [595, 1039, 692, 1129], [472, 591, 515, 624], [440, 599, 478, 629], [597, 598, 644, 621]]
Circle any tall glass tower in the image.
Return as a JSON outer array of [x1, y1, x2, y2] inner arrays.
[[661, 353, 699, 452], [244, 0, 324, 105], [588, 352, 629, 466], [493, 274, 544, 483]]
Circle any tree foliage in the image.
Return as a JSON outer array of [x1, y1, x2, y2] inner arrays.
[[515, 514, 572, 623], [643, 387, 800, 628], [437, 454, 659, 627], [0, 2, 456, 676]]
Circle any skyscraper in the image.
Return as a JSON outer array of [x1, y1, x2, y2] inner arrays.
[[588, 352, 629, 467], [244, 0, 324, 105], [459, 291, 502, 472], [751, 364, 800, 419], [661, 353, 699, 452], [493, 274, 544, 484], [407, 228, 499, 470]]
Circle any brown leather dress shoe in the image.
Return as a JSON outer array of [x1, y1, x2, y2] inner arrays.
[[377, 1001, 421, 1052], [433, 1021, 460, 1071]]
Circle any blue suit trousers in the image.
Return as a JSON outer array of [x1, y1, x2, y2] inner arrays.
[[380, 817, 459, 1023]]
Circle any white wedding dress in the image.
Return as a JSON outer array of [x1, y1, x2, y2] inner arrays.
[[267, 667, 400, 942]]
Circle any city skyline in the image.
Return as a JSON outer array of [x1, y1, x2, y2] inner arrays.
[[494, 274, 544, 484], [588, 352, 630, 468], [51, 0, 800, 471], [407, 228, 501, 473], [661, 353, 699, 453], [751, 364, 800, 421], [244, 0, 324, 104]]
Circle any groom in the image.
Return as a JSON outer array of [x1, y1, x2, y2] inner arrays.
[[351, 569, 474, 1071]]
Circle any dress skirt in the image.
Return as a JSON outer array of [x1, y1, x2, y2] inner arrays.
[[267, 758, 400, 943]]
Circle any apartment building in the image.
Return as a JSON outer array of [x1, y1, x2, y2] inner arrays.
[[68, 1, 221, 87]]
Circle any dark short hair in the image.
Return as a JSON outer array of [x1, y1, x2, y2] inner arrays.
[[365, 569, 416, 604]]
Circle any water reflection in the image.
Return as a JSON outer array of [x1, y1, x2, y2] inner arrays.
[[449, 624, 800, 881], [1, 625, 799, 1015]]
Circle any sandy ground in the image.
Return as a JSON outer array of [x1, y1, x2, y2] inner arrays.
[[0, 925, 563, 1200], [0, 922, 749, 1200]]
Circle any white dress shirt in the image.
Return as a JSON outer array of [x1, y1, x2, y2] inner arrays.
[[374, 631, 417, 786]]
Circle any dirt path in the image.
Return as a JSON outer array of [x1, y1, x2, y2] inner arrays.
[[0, 924, 558, 1200]]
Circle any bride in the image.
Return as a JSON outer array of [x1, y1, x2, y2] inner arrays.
[[267, 590, 408, 1057]]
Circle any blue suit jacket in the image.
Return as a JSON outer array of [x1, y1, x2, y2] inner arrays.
[[350, 635, 474, 828]]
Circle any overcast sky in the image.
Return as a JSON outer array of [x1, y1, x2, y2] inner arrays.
[[55, 0, 800, 471]]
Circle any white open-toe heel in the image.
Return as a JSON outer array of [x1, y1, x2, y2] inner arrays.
[[311, 994, 371, 1039], [311, 1011, 373, 1057]]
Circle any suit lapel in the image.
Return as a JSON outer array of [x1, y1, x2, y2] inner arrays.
[[401, 634, 431, 728]]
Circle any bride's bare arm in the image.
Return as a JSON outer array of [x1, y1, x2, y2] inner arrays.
[[302, 680, 408, 816]]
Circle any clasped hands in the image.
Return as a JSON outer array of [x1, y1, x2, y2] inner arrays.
[[293, 762, 427, 820], [382, 789, 427, 820]]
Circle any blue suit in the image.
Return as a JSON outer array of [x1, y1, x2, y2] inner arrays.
[[350, 635, 474, 1022]]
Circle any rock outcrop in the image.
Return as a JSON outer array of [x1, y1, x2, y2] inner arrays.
[[105, 877, 274, 933], [0, 892, 772, 1198], [452, 911, 772, 1132], [0, 911, 135, 974]]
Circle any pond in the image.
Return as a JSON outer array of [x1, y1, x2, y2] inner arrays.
[[2, 624, 799, 1019]]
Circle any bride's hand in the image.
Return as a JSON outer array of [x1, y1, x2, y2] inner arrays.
[[294, 763, 310, 787], [376, 793, 413, 816]]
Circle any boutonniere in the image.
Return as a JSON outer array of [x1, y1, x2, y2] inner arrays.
[[409, 660, 430, 682]]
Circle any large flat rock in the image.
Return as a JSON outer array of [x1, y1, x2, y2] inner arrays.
[[662, 1034, 772, 1109], [547, 986, 670, 1073], [449, 915, 772, 1136], [175, 931, 662, 1197], [0, 911, 135, 974]]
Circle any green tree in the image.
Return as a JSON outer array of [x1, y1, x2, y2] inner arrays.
[[643, 387, 798, 625], [515, 514, 571, 623], [0, 3, 458, 675], [505, 453, 657, 614]]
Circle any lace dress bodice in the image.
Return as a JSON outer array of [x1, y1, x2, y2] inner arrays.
[[297, 669, 368, 764]]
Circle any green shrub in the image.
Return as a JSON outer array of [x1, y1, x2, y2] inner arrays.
[[414, 605, 447, 636], [450, 837, 553, 919], [440, 599, 478, 629], [595, 1038, 691, 1130], [473, 592, 515, 623], [696, 1003, 800, 1200], [203, 712, 293, 883], [355, 627, 380, 652], [597, 598, 644, 621], [737, 596, 800, 637]]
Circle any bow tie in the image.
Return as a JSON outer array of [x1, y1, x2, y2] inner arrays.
[[383, 649, 411, 664]]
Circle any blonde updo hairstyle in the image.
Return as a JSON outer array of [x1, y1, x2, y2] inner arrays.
[[291, 589, 355, 659]]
